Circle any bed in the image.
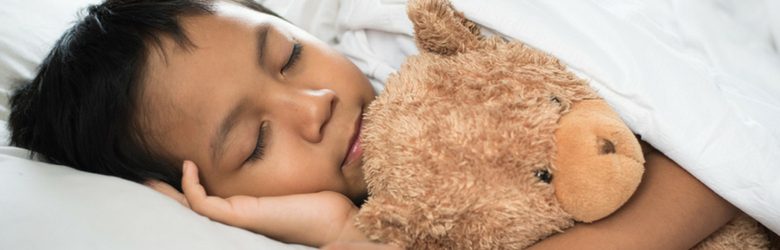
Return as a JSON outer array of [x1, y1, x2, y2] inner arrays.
[[1, 0, 778, 249]]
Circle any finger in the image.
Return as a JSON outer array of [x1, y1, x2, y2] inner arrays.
[[143, 179, 167, 192], [145, 180, 186, 204], [181, 160, 207, 202], [144, 179, 190, 208], [321, 241, 403, 250], [180, 161, 239, 224]]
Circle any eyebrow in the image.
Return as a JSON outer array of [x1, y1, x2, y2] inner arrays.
[[208, 25, 270, 168], [256, 24, 270, 65], [211, 98, 250, 168]]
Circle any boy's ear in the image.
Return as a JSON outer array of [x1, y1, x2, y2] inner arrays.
[[407, 0, 482, 56]]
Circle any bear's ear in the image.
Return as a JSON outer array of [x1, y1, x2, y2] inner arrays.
[[407, 0, 483, 56]]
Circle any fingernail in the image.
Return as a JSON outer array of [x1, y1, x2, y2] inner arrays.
[[182, 161, 190, 173]]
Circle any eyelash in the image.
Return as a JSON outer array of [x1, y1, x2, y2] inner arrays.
[[281, 42, 303, 73], [246, 43, 300, 163], [246, 42, 301, 163], [246, 122, 269, 163]]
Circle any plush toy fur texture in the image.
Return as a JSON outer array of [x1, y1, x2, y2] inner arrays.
[[355, 0, 772, 248]]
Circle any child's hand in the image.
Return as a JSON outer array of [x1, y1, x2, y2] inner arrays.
[[321, 241, 403, 250], [179, 160, 365, 247], [144, 179, 190, 208]]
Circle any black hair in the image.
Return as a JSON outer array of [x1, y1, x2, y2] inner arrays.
[[8, 0, 279, 190]]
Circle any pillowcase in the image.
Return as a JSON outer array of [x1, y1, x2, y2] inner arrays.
[[0, 0, 105, 122], [0, 146, 310, 249]]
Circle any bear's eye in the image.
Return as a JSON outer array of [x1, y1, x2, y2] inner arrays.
[[550, 96, 561, 104], [550, 95, 567, 113], [534, 169, 553, 184]]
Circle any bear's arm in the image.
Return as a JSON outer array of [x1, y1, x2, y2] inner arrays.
[[527, 149, 738, 249]]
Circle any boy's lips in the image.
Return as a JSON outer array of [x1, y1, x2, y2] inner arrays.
[[341, 111, 363, 169]]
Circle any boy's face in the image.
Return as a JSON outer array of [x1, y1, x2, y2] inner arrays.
[[141, 1, 375, 201]]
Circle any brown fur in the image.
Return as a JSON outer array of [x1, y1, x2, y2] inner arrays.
[[355, 0, 771, 248]]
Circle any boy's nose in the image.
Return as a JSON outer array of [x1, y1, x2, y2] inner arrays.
[[279, 88, 336, 143]]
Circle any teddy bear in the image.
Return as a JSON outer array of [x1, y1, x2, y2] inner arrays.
[[354, 0, 772, 249]]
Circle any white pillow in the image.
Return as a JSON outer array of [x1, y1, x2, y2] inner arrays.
[[0, 146, 310, 249], [0, 0, 314, 249], [0, 0, 104, 122]]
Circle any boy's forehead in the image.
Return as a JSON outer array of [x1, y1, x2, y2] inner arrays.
[[143, 2, 270, 78], [135, 1, 289, 165], [206, 1, 310, 43], [137, 0, 308, 148]]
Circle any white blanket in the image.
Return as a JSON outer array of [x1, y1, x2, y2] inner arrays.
[[329, 0, 780, 233]]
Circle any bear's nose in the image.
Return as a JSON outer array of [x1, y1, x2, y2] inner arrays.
[[598, 138, 616, 155]]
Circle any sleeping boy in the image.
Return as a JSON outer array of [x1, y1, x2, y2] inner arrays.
[[8, 0, 739, 248]]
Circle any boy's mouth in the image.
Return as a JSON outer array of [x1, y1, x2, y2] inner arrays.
[[341, 110, 364, 169]]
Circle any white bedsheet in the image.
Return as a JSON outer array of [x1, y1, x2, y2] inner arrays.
[[331, 0, 780, 233]]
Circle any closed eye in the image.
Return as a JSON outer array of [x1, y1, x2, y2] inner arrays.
[[246, 122, 269, 163], [282, 42, 303, 73]]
